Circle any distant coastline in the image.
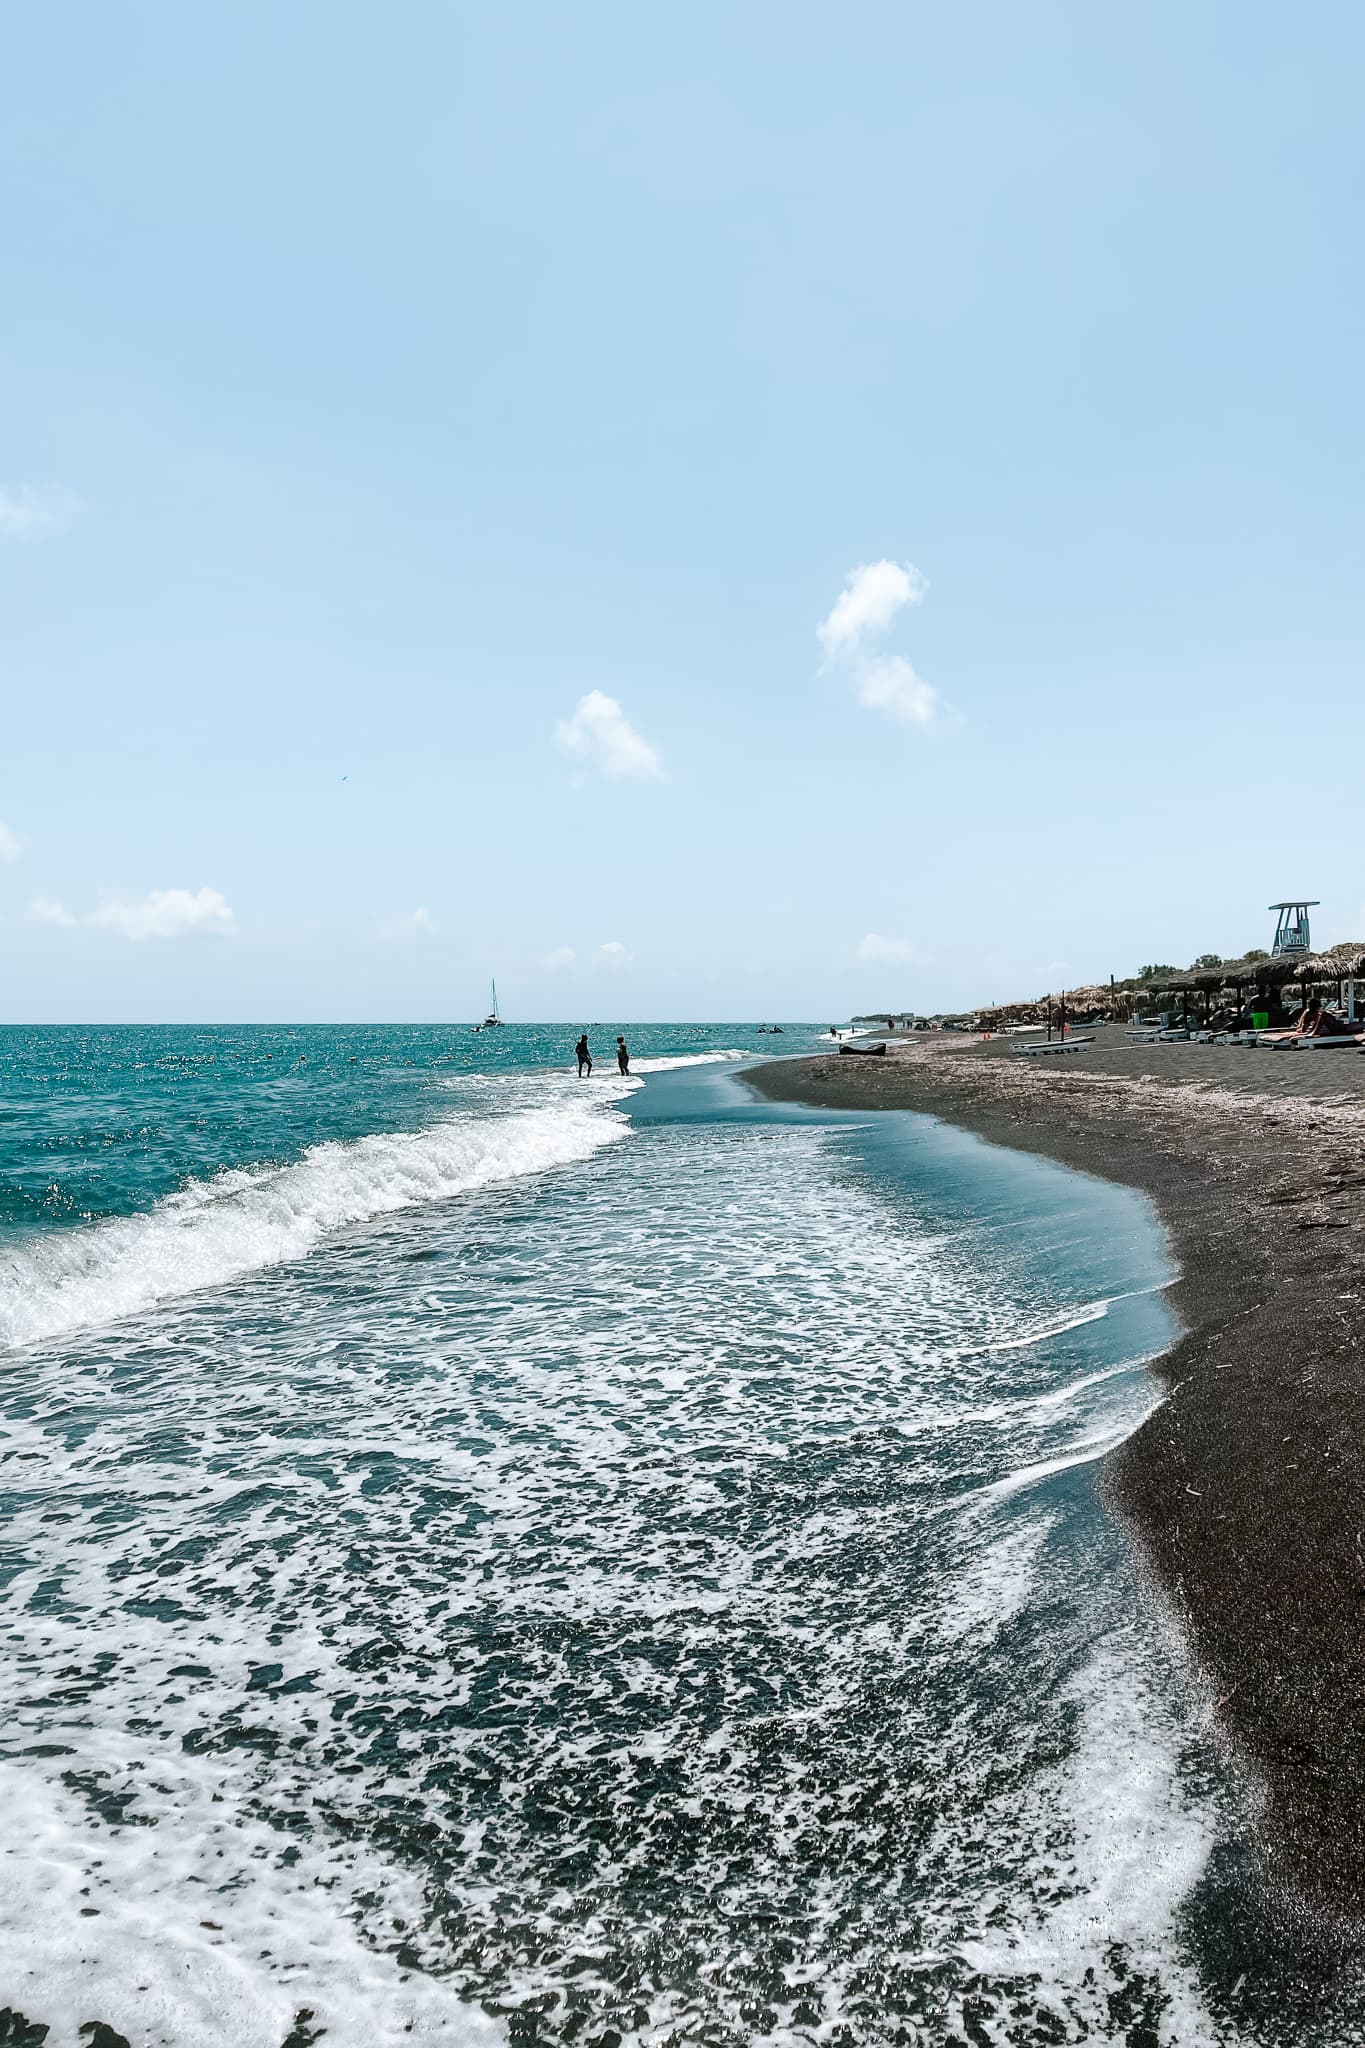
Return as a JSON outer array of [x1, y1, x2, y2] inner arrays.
[[746, 1036, 1365, 1913]]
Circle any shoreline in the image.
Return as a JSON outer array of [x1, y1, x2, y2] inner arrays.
[[745, 1036, 1365, 1914]]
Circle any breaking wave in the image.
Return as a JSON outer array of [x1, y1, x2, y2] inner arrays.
[[0, 1090, 631, 1352]]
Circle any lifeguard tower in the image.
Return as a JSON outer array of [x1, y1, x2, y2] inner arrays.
[[1269, 900, 1318, 958]]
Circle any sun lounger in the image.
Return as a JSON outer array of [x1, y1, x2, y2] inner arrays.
[[1013, 1036, 1094, 1056], [1157, 1029, 1190, 1041], [1125, 1027, 1163, 1043], [1272, 1033, 1365, 1050]]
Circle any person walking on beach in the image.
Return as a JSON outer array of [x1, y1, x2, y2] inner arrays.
[[575, 1032, 592, 1078], [616, 1035, 630, 1075]]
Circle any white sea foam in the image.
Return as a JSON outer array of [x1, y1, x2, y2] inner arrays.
[[0, 1080, 1237, 2044], [979, 1416, 1160, 1502], [0, 1086, 629, 1352], [0, 1054, 758, 1354], [952, 1641, 1219, 2046], [989, 1297, 1111, 1349], [0, 1763, 502, 2048], [625, 1048, 751, 1072]]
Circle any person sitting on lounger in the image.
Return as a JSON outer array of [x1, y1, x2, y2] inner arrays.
[[1289, 997, 1364, 1038]]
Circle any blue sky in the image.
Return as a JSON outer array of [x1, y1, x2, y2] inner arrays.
[[5, 2, 1365, 1021]]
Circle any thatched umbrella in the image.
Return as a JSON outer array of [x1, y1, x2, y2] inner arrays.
[[1147, 952, 1293, 1023], [1294, 943, 1365, 981], [1205, 952, 1302, 988], [1283, 943, 1365, 1010]]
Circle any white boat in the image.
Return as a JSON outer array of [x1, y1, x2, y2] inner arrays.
[[474, 980, 504, 1031]]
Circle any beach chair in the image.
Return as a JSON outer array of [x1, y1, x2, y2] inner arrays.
[[1258, 1030, 1356, 1048], [1125, 1026, 1162, 1043], [1012, 1036, 1094, 1056]]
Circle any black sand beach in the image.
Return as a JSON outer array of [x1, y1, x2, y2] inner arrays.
[[747, 1036, 1365, 1913]]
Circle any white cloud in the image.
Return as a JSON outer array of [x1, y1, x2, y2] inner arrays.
[[555, 691, 664, 782], [818, 560, 926, 657], [818, 558, 944, 728], [0, 486, 78, 539], [87, 887, 236, 941], [856, 932, 925, 965], [542, 946, 576, 971], [851, 654, 938, 726], [379, 907, 436, 942], [595, 940, 631, 968], [0, 822, 24, 862], [29, 896, 75, 927]]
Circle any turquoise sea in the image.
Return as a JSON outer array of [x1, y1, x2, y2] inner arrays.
[[0, 1024, 1355, 2045]]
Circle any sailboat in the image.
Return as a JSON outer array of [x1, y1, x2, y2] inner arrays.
[[475, 979, 504, 1031]]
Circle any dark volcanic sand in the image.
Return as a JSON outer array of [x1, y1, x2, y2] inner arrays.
[[746, 1035, 1365, 1912]]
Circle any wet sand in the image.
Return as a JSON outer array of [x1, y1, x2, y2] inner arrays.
[[746, 1034, 1365, 1911]]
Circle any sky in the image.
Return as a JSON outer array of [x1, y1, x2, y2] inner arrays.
[[5, 1, 1365, 1022]]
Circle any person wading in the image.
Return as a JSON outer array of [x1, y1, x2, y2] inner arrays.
[[616, 1035, 630, 1075], [575, 1032, 592, 1078]]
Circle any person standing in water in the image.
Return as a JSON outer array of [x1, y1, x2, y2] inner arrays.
[[575, 1032, 592, 1077], [616, 1035, 630, 1075]]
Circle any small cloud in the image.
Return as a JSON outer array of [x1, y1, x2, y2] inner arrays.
[[541, 945, 576, 971], [0, 822, 24, 862], [818, 560, 926, 658], [851, 654, 938, 726], [595, 940, 632, 968], [555, 691, 664, 782], [379, 907, 437, 942], [818, 558, 945, 728], [0, 485, 79, 539], [29, 895, 75, 927], [856, 932, 925, 965], [87, 887, 236, 941]]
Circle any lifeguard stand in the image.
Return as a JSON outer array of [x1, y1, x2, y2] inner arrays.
[[1269, 900, 1318, 957]]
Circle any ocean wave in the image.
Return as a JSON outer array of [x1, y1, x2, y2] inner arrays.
[[625, 1048, 751, 1072], [0, 1094, 630, 1352]]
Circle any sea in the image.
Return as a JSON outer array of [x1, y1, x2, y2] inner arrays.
[[0, 1022, 1359, 2048]]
